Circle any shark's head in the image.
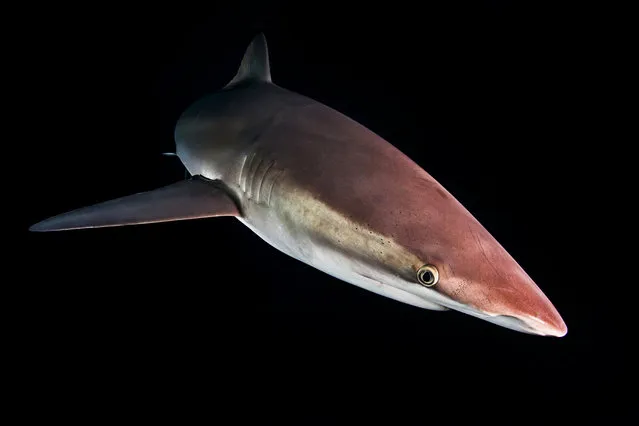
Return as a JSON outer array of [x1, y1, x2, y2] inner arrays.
[[354, 188, 568, 337], [413, 218, 567, 337]]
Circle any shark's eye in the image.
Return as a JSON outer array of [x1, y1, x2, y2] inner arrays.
[[417, 265, 439, 287]]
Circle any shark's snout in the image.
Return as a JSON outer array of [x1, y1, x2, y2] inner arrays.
[[427, 220, 568, 337], [525, 313, 568, 337], [480, 271, 567, 337], [440, 268, 568, 337], [440, 263, 568, 337], [485, 312, 567, 337]]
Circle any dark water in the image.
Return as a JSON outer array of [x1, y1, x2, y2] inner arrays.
[[18, 2, 624, 423]]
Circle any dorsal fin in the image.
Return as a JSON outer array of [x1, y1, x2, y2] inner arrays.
[[225, 33, 272, 88]]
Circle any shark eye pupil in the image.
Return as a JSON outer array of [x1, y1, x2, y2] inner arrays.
[[417, 265, 439, 287]]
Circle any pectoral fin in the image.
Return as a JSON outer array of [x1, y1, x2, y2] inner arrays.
[[29, 175, 240, 232]]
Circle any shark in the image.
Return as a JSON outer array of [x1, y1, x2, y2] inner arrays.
[[29, 33, 567, 336]]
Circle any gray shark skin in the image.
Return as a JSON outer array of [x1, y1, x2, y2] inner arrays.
[[30, 33, 567, 337]]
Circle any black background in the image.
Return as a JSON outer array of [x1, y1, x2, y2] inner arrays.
[[18, 1, 626, 423]]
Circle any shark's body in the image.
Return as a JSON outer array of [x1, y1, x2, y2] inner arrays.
[[30, 34, 567, 336]]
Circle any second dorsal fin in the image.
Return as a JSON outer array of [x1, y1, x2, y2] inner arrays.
[[225, 33, 272, 88]]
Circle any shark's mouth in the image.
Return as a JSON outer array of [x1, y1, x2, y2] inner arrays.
[[356, 271, 449, 311]]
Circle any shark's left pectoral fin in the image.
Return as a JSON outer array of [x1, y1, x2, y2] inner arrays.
[[29, 175, 240, 232]]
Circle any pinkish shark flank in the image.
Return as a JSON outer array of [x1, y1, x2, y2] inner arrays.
[[30, 33, 567, 337]]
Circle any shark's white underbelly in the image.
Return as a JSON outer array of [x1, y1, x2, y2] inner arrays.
[[235, 190, 447, 311]]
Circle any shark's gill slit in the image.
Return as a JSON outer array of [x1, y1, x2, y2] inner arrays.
[[248, 155, 265, 199], [255, 160, 275, 204]]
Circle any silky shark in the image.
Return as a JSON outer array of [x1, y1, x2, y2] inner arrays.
[[30, 34, 567, 336]]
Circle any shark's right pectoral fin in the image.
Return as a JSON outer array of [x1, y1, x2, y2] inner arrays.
[[29, 175, 241, 232]]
